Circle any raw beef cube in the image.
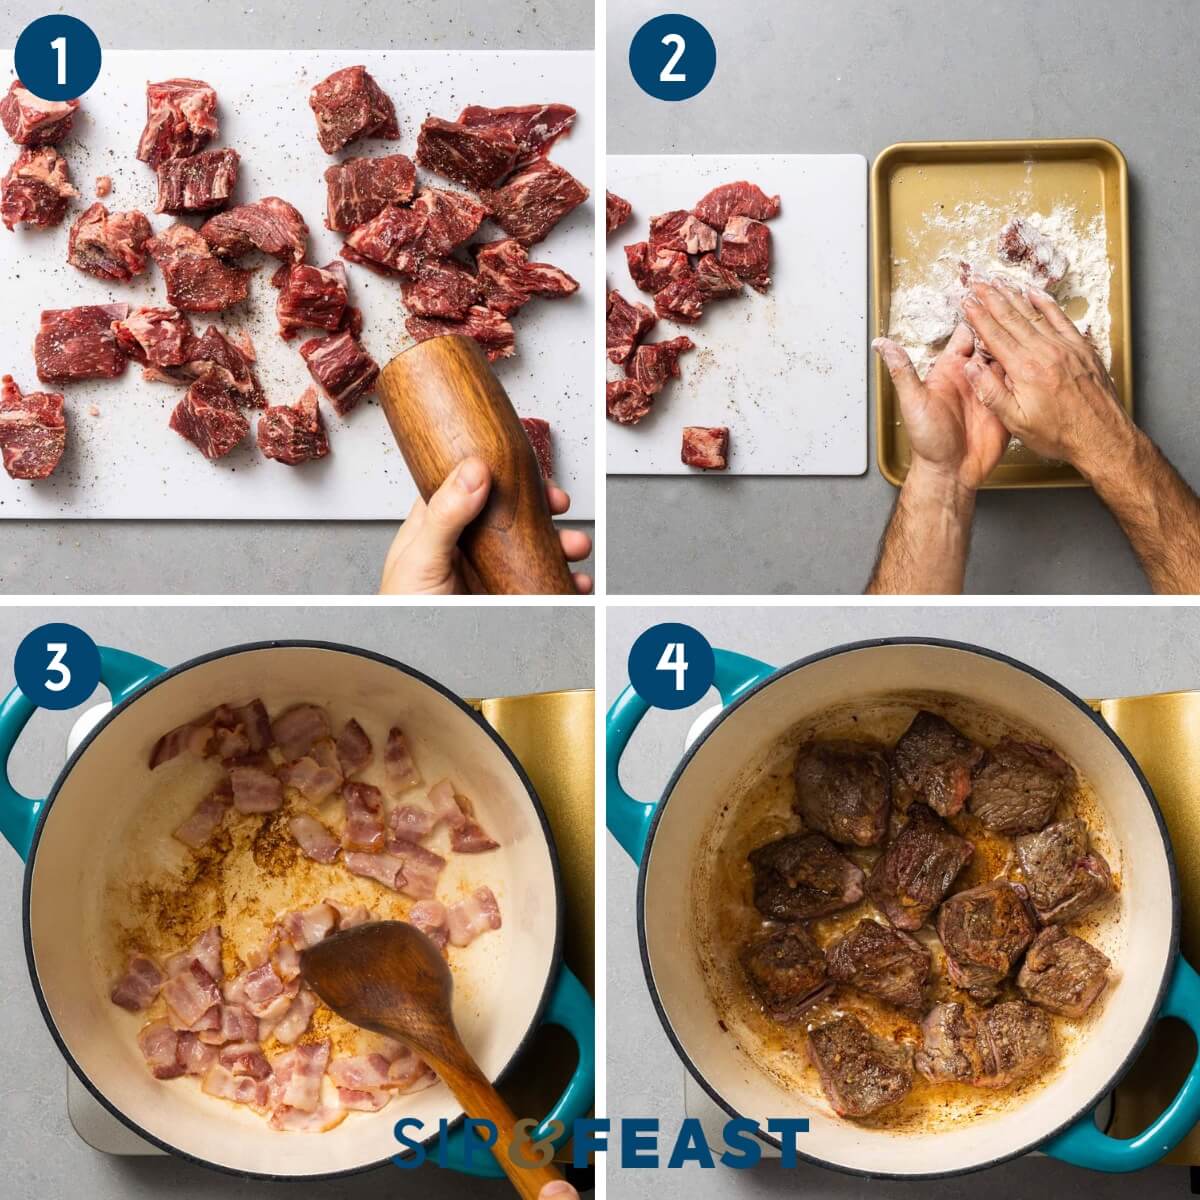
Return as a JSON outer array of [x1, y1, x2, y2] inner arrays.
[[184, 326, 264, 407], [681, 425, 729, 470], [309, 65, 400, 155], [457, 103, 576, 165], [0, 375, 65, 479], [649, 209, 718, 256], [997, 217, 1068, 289], [606, 378, 653, 425], [324, 154, 415, 232], [35, 304, 129, 382], [1, 146, 77, 230], [480, 159, 588, 246], [719, 215, 771, 292], [67, 203, 153, 281], [695, 252, 742, 297], [606, 289, 657, 365], [624, 241, 690, 294], [341, 189, 486, 276], [112, 306, 195, 368], [169, 375, 249, 459], [606, 190, 632, 235], [748, 832, 864, 921], [654, 275, 705, 323], [625, 335, 694, 396], [299, 330, 378, 415], [415, 115, 519, 190], [199, 197, 308, 263], [520, 417, 552, 479], [405, 306, 515, 362], [740, 925, 830, 1023], [0, 81, 78, 147], [473, 239, 579, 317], [136, 79, 218, 167], [274, 261, 349, 338], [414, 188, 489, 255], [147, 224, 252, 312], [401, 258, 482, 320], [156, 148, 239, 214], [257, 388, 329, 465], [692, 180, 781, 230]]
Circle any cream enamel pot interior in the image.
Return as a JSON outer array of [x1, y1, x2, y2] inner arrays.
[[607, 638, 1200, 1178], [0, 641, 594, 1181]]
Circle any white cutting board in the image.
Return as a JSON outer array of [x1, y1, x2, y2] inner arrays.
[[606, 154, 866, 476], [0, 49, 594, 519]]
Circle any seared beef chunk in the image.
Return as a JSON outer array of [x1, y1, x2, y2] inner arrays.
[[892, 711, 984, 818], [739, 926, 830, 1022], [807, 1015, 913, 1118], [915, 1002, 981, 1083], [1015, 818, 1115, 925], [975, 1000, 1056, 1087], [825, 919, 930, 1009], [936, 881, 1036, 1003], [748, 832, 864, 921], [969, 739, 1071, 834], [1017, 927, 1110, 1017], [866, 803, 973, 930], [792, 740, 891, 847]]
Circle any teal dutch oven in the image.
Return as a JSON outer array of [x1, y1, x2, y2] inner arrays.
[[0, 640, 593, 1180], [608, 637, 1200, 1178]]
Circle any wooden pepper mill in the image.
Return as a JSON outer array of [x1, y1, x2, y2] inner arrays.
[[377, 335, 576, 595]]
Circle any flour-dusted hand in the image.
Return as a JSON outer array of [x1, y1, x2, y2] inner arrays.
[[379, 456, 593, 595]]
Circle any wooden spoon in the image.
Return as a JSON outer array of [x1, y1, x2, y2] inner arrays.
[[376, 334, 575, 595], [301, 920, 564, 1198]]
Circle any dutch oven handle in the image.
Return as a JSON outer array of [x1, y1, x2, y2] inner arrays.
[[432, 964, 595, 1176], [606, 649, 776, 862], [1045, 956, 1200, 1171], [0, 646, 164, 859]]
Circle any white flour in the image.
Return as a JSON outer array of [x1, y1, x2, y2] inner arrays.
[[888, 201, 1112, 378]]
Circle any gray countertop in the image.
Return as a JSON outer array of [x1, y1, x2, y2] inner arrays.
[[0, 603, 592, 1197], [0, 0, 593, 595], [605, 604, 1200, 1197], [606, 0, 1200, 595]]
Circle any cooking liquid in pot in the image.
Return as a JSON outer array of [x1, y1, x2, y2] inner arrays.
[[693, 692, 1123, 1133]]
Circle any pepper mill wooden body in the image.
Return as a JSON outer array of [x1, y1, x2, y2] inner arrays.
[[377, 334, 575, 595]]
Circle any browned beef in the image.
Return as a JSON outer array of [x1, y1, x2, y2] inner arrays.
[[807, 1015, 913, 1117], [969, 739, 1071, 834], [739, 925, 830, 1023], [892, 711, 984, 817], [1015, 818, 1114, 925], [793, 740, 891, 847], [915, 1002, 981, 1083], [748, 832, 864, 922], [1017, 926, 1110, 1017], [937, 881, 1037, 1003], [825, 919, 930, 1009], [975, 1000, 1056, 1087]]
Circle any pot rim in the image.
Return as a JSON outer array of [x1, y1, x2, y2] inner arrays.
[[21, 638, 565, 1182], [635, 635, 1179, 1180]]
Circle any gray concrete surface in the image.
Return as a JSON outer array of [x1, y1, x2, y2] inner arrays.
[[607, 0, 1200, 595], [0, 0, 593, 595], [0, 603, 592, 1196], [606, 605, 1200, 1197]]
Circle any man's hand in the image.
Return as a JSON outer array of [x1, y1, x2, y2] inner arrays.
[[959, 280, 1133, 475], [380, 456, 593, 595]]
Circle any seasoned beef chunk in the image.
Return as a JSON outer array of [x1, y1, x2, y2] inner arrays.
[[199, 197, 308, 263], [405, 306, 515, 362], [0, 375, 66, 479], [808, 1015, 913, 1118], [274, 261, 349, 338], [915, 1002, 981, 1083], [625, 336, 694, 397], [180, 326, 264, 406], [681, 425, 729, 470], [415, 115, 519, 190], [649, 209, 719, 256], [169, 375, 248, 460], [147, 224, 253, 312], [655, 275, 706, 323], [825, 919, 930, 1009], [695, 252, 743, 298], [341, 188, 487, 276], [308, 66, 400, 155], [606, 289, 657, 365], [937, 881, 1036, 1003], [975, 1000, 1056, 1087], [256, 388, 329, 465], [299, 330, 378, 415], [480, 159, 588, 246], [606, 189, 632, 234], [35, 304, 129, 382], [718, 216, 772, 292], [155, 148, 239, 214], [520, 417, 552, 479], [748, 832, 865, 922], [112, 306, 195, 369], [692, 180, 781, 231], [1015, 817, 1115, 925], [0, 81, 78, 147], [323, 154, 416, 232], [456, 103, 576, 166], [1, 146, 77, 230], [473, 238, 578, 317], [792, 740, 891, 847], [625, 241, 690, 294], [67, 203, 152, 281], [866, 803, 974, 931], [740, 925, 830, 1023], [969, 739, 1071, 834], [606, 378, 652, 425], [892, 711, 984, 818], [1017, 927, 1110, 1017], [137, 79, 218, 167], [402, 257, 481, 322]]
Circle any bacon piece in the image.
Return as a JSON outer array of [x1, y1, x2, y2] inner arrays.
[[682, 425, 729, 470], [480, 159, 588, 246], [327, 1052, 391, 1090], [0, 376, 66, 479], [272, 704, 331, 760], [342, 781, 386, 852], [324, 154, 415, 232], [162, 960, 222, 1027], [343, 850, 406, 891], [270, 936, 301, 983], [150, 714, 216, 767], [229, 764, 283, 813], [110, 955, 164, 1012], [385, 1044, 437, 1092], [335, 718, 373, 777], [272, 1040, 331, 1113], [137, 79, 218, 167], [238, 961, 287, 1015], [626, 336, 695, 396], [1, 146, 77, 230], [271, 988, 319, 1045], [220, 1040, 272, 1080], [606, 189, 632, 235], [0, 81, 78, 146], [257, 388, 330, 466], [287, 813, 341, 864], [177, 1031, 220, 1074], [328, 898, 373, 929], [168, 925, 223, 980], [384, 727, 421, 790], [138, 1020, 184, 1079], [457, 103, 576, 166], [605, 378, 652, 426], [718, 215, 771, 293], [447, 886, 502, 947], [155, 148, 239, 214], [147, 223, 252, 313], [172, 790, 229, 849], [279, 903, 338, 950], [234, 699, 273, 751], [416, 115, 519, 190], [624, 241, 690, 295], [309, 65, 399, 155], [67, 203, 152, 281], [389, 803, 437, 841], [337, 1086, 390, 1111], [409, 900, 450, 951], [200, 197, 309, 263], [426, 779, 465, 828], [113, 306, 195, 368], [199, 1003, 258, 1046], [450, 813, 500, 854], [473, 238, 578, 317], [35, 303, 129, 383], [405, 305, 515, 362], [299, 330, 378, 416], [606, 289, 657, 366], [203, 1063, 270, 1108], [270, 1101, 346, 1132], [385, 837, 446, 900], [274, 260, 349, 339], [691, 181, 780, 231]]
